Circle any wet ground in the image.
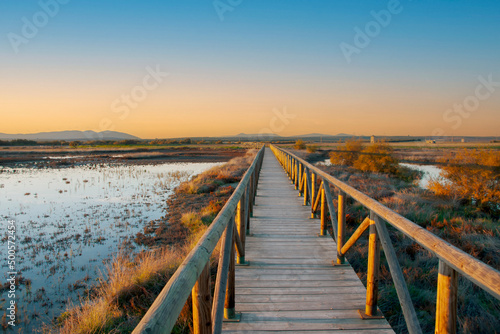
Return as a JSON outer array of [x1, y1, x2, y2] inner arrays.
[[0, 149, 234, 331]]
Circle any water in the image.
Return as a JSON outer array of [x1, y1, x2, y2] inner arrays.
[[399, 163, 445, 189], [0, 162, 220, 330]]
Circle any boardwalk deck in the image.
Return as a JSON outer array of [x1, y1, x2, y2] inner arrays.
[[222, 148, 394, 333]]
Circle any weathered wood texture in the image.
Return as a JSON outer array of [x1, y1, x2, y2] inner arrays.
[[435, 261, 458, 334], [222, 148, 394, 333], [192, 263, 212, 334]]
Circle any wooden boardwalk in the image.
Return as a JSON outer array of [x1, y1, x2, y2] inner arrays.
[[222, 148, 394, 333]]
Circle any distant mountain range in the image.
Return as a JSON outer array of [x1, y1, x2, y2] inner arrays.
[[0, 130, 140, 141]]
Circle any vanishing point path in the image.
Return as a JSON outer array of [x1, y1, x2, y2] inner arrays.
[[222, 148, 394, 333]]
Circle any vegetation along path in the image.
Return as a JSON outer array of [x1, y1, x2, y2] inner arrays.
[[222, 148, 394, 333]]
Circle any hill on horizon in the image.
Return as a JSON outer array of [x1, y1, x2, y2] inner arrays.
[[0, 130, 140, 141]]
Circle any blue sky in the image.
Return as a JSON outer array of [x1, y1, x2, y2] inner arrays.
[[1, 0, 499, 137]]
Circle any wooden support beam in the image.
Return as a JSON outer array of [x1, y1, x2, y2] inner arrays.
[[310, 172, 316, 217], [295, 160, 299, 189], [248, 174, 255, 218], [365, 212, 380, 317], [320, 187, 327, 236], [245, 185, 251, 235], [232, 221, 244, 262], [298, 163, 303, 193], [374, 217, 423, 334], [435, 260, 458, 334], [224, 229, 237, 319], [340, 216, 370, 257], [336, 190, 346, 265], [312, 182, 323, 215], [302, 168, 309, 206], [192, 263, 212, 334], [236, 195, 246, 263], [306, 170, 313, 208]]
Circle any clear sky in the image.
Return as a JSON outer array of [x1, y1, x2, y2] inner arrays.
[[1, 0, 499, 138]]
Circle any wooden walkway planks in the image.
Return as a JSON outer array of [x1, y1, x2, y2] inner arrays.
[[221, 148, 394, 333]]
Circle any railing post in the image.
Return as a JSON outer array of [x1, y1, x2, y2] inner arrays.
[[295, 160, 299, 190], [245, 185, 251, 235], [236, 196, 246, 264], [336, 190, 346, 264], [310, 172, 316, 218], [192, 263, 212, 334], [251, 165, 258, 205], [224, 225, 237, 320], [435, 260, 458, 334], [298, 163, 303, 194], [288, 156, 291, 177], [365, 211, 381, 317], [303, 168, 309, 206], [320, 186, 327, 236], [248, 174, 254, 218]]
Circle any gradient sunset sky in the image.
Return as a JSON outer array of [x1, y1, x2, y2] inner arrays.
[[1, 1, 499, 139]]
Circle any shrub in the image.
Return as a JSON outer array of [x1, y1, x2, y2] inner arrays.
[[294, 139, 306, 150], [306, 145, 318, 153], [329, 139, 363, 166], [354, 142, 398, 174], [429, 149, 500, 212]]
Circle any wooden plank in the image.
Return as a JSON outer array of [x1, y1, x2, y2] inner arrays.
[[223, 309, 391, 322], [236, 286, 367, 295], [235, 300, 369, 312], [234, 280, 363, 288]]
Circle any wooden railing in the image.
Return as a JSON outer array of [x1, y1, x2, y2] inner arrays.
[[132, 146, 265, 334], [270, 145, 500, 334]]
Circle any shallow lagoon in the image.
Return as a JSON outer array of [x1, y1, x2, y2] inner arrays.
[[0, 162, 220, 330]]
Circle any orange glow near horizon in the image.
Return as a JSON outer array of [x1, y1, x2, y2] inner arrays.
[[2, 77, 499, 139]]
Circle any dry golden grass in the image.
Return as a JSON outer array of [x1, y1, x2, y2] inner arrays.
[[177, 149, 257, 194], [55, 246, 188, 334]]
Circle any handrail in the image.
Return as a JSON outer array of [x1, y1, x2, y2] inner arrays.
[[270, 145, 500, 334], [133, 146, 265, 334]]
